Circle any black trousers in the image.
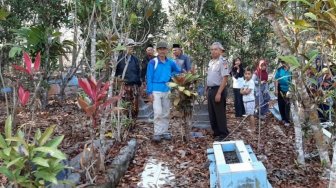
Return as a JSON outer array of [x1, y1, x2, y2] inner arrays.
[[208, 86, 229, 137], [318, 103, 331, 123], [233, 88, 245, 117], [278, 89, 290, 123]]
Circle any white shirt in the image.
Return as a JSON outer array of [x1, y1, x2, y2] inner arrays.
[[232, 77, 244, 89], [206, 56, 230, 86], [242, 79, 255, 102]]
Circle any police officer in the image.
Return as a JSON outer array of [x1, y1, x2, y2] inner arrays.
[[206, 42, 230, 140]]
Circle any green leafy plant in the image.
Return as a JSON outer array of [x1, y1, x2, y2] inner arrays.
[[0, 115, 67, 187], [168, 72, 200, 111], [168, 71, 200, 141]]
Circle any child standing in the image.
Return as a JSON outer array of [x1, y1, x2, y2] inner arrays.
[[241, 67, 256, 131]]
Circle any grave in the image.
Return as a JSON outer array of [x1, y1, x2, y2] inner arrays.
[[269, 102, 281, 121], [137, 157, 175, 187], [191, 104, 211, 129], [137, 97, 154, 122], [0, 87, 12, 94], [268, 83, 282, 121], [48, 75, 79, 97], [207, 140, 272, 188]]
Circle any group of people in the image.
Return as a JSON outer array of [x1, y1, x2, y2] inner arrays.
[[229, 57, 292, 138], [114, 39, 192, 142], [114, 39, 335, 142], [307, 57, 336, 123]]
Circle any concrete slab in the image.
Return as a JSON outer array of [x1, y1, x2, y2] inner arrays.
[[138, 97, 154, 121], [137, 158, 175, 187], [1, 87, 12, 93], [193, 114, 209, 121], [192, 121, 211, 129], [191, 104, 210, 129], [269, 103, 282, 121], [190, 132, 205, 138]]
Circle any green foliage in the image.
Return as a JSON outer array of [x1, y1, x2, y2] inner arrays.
[[266, 0, 336, 126], [0, 8, 10, 20], [168, 72, 200, 113], [0, 116, 67, 187], [171, 0, 276, 76], [12, 26, 74, 71], [0, 0, 70, 43], [74, 0, 167, 72], [278, 55, 300, 69]]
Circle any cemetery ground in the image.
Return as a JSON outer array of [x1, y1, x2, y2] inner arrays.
[[0, 97, 329, 187]]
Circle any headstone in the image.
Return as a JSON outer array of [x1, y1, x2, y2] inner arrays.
[[137, 97, 154, 122], [192, 104, 211, 129], [190, 132, 204, 138], [48, 84, 61, 97], [269, 102, 282, 121], [66, 75, 78, 87], [48, 75, 79, 98], [1, 87, 12, 93]]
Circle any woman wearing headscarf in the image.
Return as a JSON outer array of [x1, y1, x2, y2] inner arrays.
[[230, 57, 245, 117], [252, 59, 270, 119]]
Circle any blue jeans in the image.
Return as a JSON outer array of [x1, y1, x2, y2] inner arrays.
[[255, 83, 270, 116]]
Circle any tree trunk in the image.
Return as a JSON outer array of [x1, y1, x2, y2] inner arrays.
[[90, 16, 97, 77], [181, 110, 192, 142], [293, 71, 330, 166], [59, 55, 64, 71], [0, 49, 9, 116], [291, 102, 305, 165], [72, 0, 78, 68], [266, 9, 331, 167], [329, 141, 336, 188]]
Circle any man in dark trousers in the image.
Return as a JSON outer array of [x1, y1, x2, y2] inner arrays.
[[172, 43, 192, 72], [141, 44, 155, 83], [140, 44, 155, 98], [206, 42, 230, 140], [115, 38, 141, 120]]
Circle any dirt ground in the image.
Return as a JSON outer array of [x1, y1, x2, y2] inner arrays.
[[0, 98, 329, 187]]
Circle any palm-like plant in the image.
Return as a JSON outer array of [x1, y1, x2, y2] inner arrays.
[[168, 70, 200, 141]]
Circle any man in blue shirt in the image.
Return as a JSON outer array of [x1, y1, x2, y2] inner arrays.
[[274, 60, 292, 126], [172, 43, 192, 72], [147, 41, 181, 142]]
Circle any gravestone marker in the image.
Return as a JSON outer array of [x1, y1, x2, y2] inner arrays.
[[137, 97, 154, 122], [192, 104, 211, 129], [207, 140, 272, 188]]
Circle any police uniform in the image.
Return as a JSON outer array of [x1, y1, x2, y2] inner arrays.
[[207, 56, 230, 138]]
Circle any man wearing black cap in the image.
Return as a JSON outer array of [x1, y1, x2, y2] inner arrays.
[[172, 43, 192, 72], [115, 38, 141, 121], [147, 41, 181, 142]]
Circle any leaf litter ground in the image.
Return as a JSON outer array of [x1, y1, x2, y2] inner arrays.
[[0, 99, 329, 187], [120, 99, 328, 188]]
